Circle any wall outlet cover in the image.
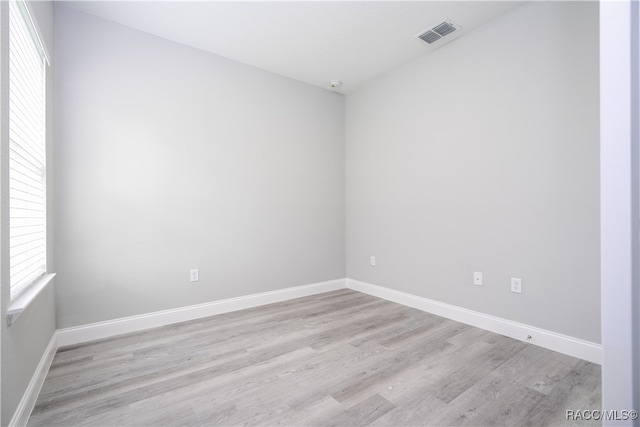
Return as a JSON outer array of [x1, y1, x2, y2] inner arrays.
[[474, 272, 483, 286], [511, 277, 522, 293]]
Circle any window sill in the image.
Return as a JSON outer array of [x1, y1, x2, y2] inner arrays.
[[7, 273, 56, 326]]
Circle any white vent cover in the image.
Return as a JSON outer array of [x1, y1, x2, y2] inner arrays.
[[417, 20, 460, 45]]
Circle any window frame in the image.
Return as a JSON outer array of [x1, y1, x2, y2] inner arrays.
[[6, 0, 51, 305]]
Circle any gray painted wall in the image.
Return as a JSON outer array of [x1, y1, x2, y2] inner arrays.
[[345, 1, 600, 343], [1, 1, 56, 425], [54, 6, 346, 329]]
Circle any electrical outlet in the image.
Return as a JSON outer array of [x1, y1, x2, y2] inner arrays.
[[190, 269, 199, 282], [473, 272, 483, 286], [511, 277, 522, 293], [370, 256, 376, 267]]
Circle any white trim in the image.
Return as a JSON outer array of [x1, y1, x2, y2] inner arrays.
[[347, 278, 602, 364], [600, 0, 637, 414], [55, 277, 602, 362], [14, 0, 49, 65], [9, 332, 57, 427], [7, 273, 56, 326], [57, 279, 346, 347]]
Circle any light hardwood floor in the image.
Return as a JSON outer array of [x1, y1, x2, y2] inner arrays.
[[28, 289, 601, 426]]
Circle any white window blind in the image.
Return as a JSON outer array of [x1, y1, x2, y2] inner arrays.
[[8, 0, 48, 299]]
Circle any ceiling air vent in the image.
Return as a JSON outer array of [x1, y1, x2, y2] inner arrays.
[[417, 20, 460, 45], [418, 30, 442, 44]]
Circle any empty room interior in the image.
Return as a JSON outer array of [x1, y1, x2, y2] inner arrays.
[[0, 0, 638, 426]]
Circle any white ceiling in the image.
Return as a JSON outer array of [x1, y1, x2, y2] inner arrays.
[[62, 1, 524, 93]]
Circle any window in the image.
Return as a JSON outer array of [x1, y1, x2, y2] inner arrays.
[[8, 0, 49, 299]]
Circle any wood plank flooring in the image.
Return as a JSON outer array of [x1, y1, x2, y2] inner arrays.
[[28, 289, 601, 426]]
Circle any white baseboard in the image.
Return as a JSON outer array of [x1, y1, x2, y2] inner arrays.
[[55, 276, 601, 361], [9, 333, 58, 427], [346, 278, 602, 364], [57, 278, 346, 347]]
